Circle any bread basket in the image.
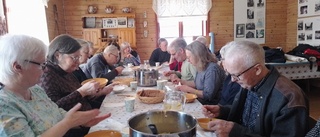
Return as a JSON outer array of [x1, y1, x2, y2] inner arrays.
[[137, 89, 165, 104]]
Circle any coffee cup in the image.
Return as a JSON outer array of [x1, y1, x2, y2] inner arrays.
[[125, 97, 135, 112], [130, 81, 138, 92]]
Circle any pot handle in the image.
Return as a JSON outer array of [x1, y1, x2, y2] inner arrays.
[[148, 124, 158, 135]]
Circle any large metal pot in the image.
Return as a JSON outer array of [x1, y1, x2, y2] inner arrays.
[[135, 69, 158, 87], [128, 110, 197, 137]]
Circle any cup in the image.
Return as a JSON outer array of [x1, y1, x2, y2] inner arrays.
[[155, 62, 160, 67], [125, 97, 135, 112], [130, 81, 138, 92], [157, 80, 167, 90]]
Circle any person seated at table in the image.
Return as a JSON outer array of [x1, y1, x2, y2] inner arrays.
[[87, 41, 96, 58], [195, 36, 212, 53], [176, 41, 225, 105], [73, 38, 91, 83], [81, 43, 124, 82], [120, 42, 140, 66], [169, 57, 182, 72], [149, 38, 171, 66], [163, 38, 197, 82], [217, 45, 241, 105], [202, 40, 308, 137], [0, 34, 110, 137], [39, 34, 115, 112]]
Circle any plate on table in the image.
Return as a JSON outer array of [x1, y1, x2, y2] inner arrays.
[[85, 130, 122, 137], [113, 85, 128, 93]]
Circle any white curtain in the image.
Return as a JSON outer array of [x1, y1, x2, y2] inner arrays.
[[42, 0, 49, 7], [152, 0, 212, 17]]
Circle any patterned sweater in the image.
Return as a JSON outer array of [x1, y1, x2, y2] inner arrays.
[[39, 62, 93, 111], [0, 85, 66, 136]]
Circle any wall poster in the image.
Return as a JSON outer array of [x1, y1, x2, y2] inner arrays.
[[234, 0, 266, 44], [298, 0, 320, 17], [297, 16, 320, 46]]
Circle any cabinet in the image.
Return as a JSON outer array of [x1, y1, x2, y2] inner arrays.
[[83, 29, 101, 48], [118, 28, 136, 48], [82, 13, 136, 50]]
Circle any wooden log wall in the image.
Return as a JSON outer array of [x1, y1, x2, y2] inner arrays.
[[45, 0, 297, 61]]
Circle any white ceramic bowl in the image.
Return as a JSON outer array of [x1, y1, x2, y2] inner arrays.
[[113, 85, 127, 93]]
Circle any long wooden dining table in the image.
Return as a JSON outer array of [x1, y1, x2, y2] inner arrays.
[[88, 85, 217, 137]]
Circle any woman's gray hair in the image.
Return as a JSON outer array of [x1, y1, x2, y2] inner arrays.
[[75, 38, 89, 48], [223, 40, 265, 67], [120, 42, 131, 51], [186, 41, 217, 71], [0, 34, 47, 81], [157, 38, 168, 47], [47, 34, 81, 64]]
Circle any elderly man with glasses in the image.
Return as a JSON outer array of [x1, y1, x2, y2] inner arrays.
[[81, 43, 124, 83], [163, 38, 197, 83], [202, 40, 309, 137]]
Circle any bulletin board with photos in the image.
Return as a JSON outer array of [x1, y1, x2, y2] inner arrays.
[[234, 0, 266, 44], [297, 0, 320, 46], [298, 0, 320, 17]]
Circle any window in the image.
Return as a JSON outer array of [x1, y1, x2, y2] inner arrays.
[[158, 16, 207, 44], [6, 0, 49, 44]]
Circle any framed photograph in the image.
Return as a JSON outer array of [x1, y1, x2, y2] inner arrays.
[[117, 17, 127, 28], [102, 18, 117, 28], [128, 18, 135, 28]]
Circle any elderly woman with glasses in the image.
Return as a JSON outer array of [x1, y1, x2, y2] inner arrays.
[[120, 42, 140, 66], [176, 41, 226, 105], [72, 38, 92, 83], [0, 34, 110, 137], [39, 34, 115, 136]]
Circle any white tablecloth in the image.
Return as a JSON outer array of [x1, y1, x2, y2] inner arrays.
[[89, 86, 216, 137]]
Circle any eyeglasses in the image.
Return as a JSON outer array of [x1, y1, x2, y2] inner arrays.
[[229, 64, 257, 81], [110, 53, 119, 58], [66, 55, 80, 62], [24, 60, 47, 70]]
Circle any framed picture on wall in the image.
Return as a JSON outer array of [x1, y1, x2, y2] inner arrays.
[[128, 18, 135, 28], [102, 18, 117, 28], [117, 17, 127, 28]]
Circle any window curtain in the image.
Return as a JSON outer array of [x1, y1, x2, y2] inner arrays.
[[152, 0, 212, 17], [0, 0, 7, 36], [42, 0, 49, 7]]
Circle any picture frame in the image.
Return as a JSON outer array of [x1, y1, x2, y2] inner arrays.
[[102, 18, 117, 28], [117, 17, 128, 28], [128, 18, 135, 28]]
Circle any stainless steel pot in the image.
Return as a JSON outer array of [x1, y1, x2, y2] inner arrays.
[[128, 110, 197, 137], [135, 69, 158, 87]]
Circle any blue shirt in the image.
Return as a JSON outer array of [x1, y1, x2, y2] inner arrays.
[[242, 90, 261, 131], [195, 62, 225, 105]]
